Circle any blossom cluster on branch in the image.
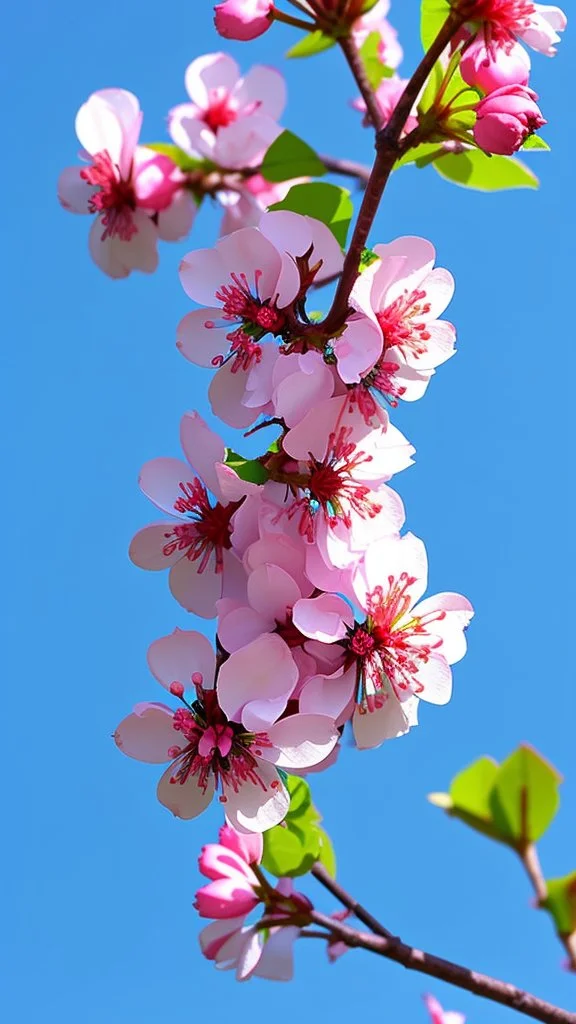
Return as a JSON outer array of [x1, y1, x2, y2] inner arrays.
[[56, 0, 573, 1009]]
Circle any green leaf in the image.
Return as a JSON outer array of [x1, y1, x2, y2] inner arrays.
[[286, 30, 336, 59], [224, 450, 268, 484], [521, 134, 551, 151], [285, 775, 315, 820], [316, 827, 337, 877], [420, 0, 451, 51], [543, 873, 576, 935], [262, 775, 334, 879], [418, 58, 445, 114], [433, 150, 539, 191], [395, 143, 445, 169], [359, 32, 394, 90], [451, 757, 500, 821], [360, 247, 379, 270], [261, 130, 326, 184], [143, 142, 209, 173], [489, 744, 562, 844], [269, 182, 352, 246]]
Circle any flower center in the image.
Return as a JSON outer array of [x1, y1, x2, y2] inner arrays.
[[348, 576, 447, 711], [357, 358, 407, 413], [162, 478, 235, 572], [202, 91, 239, 132], [80, 150, 137, 241], [376, 288, 432, 360], [459, 0, 535, 41], [206, 270, 285, 373], [167, 686, 273, 798]]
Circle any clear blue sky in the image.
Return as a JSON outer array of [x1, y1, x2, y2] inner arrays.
[[1, 2, 574, 1021]]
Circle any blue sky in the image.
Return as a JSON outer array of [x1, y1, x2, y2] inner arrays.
[[2, 2, 575, 1021]]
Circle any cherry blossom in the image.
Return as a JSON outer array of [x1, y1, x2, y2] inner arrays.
[[128, 410, 252, 617], [353, 77, 418, 133], [114, 628, 338, 831], [58, 89, 195, 278], [352, 0, 404, 69], [280, 395, 413, 569], [293, 532, 473, 749], [423, 994, 466, 1024], [214, 0, 274, 41], [456, 0, 567, 57], [338, 236, 456, 414], [200, 894, 300, 980], [169, 53, 285, 170], [177, 212, 343, 427]]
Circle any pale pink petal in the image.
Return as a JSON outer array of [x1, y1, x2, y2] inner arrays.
[[416, 654, 453, 705], [235, 65, 286, 119], [158, 763, 216, 819], [353, 694, 419, 749], [89, 210, 158, 279], [57, 166, 95, 214], [156, 191, 197, 241], [247, 564, 302, 622], [298, 665, 356, 722], [114, 702, 176, 763], [129, 522, 183, 570], [213, 115, 281, 169], [412, 592, 474, 664], [185, 53, 241, 109], [260, 210, 344, 285], [263, 714, 339, 769], [179, 247, 227, 305], [244, 534, 311, 596], [333, 314, 384, 383], [218, 605, 273, 653], [372, 236, 436, 309], [96, 88, 142, 174], [217, 633, 298, 725], [138, 457, 195, 516], [75, 92, 124, 164], [224, 762, 289, 833], [176, 308, 230, 368], [214, 463, 260, 503], [419, 267, 455, 322], [169, 555, 223, 617], [292, 594, 353, 642], [272, 351, 335, 426], [217, 227, 284, 305], [304, 543, 356, 596], [236, 927, 266, 980], [209, 362, 263, 428], [252, 926, 299, 981], [146, 628, 216, 693], [168, 103, 208, 156], [361, 532, 428, 608], [179, 411, 226, 500], [199, 916, 246, 960]]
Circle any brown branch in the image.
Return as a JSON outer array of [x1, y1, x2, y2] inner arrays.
[[307, 909, 576, 1024], [318, 154, 372, 187], [339, 35, 383, 130], [311, 862, 395, 939], [518, 843, 576, 972], [320, 10, 465, 336]]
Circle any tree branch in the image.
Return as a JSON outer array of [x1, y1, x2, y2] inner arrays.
[[338, 35, 383, 130], [518, 843, 576, 972], [311, 862, 395, 939], [307, 909, 576, 1024], [320, 10, 465, 336], [318, 154, 372, 187]]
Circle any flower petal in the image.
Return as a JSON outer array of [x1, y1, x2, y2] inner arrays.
[[217, 633, 298, 726], [224, 762, 289, 833], [129, 522, 183, 570], [353, 695, 419, 749], [147, 628, 216, 693], [114, 702, 176, 763], [157, 763, 215, 819], [264, 714, 339, 768]]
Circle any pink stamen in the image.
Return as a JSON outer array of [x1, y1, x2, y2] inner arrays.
[[80, 150, 138, 241]]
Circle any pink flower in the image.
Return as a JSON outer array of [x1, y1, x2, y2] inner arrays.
[[457, 0, 567, 56], [460, 35, 531, 91], [200, 915, 299, 980], [218, 558, 314, 656], [474, 83, 546, 154], [169, 53, 285, 170], [195, 824, 263, 919], [280, 396, 413, 571], [176, 212, 343, 428], [114, 628, 338, 831], [214, 0, 274, 40], [353, 76, 417, 132], [128, 410, 253, 617], [58, 89, 195, 278], [294, 532, 473, 749], [423, 994, 466, 1024], [339, 236, 456, 415], [352, 0, 403, 69]]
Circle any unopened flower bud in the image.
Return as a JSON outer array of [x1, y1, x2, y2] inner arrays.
[[214, 0, 274, 40], [474, 84, 546, 154], [461, 37, 531, 93]]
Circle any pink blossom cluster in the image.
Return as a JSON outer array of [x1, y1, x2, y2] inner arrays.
[[58, 55, 295, 277], [115, 210, 473, 854], [457, 0, 567, 154]]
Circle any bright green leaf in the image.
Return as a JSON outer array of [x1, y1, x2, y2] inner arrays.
[[489, 744, 562, 844], [359, 32, 394, 90], [224, 450, 268, 484], [269, 182, 352, 246], [450, 756, 500, 821], [285, 775, 315, 820], [395, 143, 445, 169], [143, 142, 209, 173], [433, 150, 539, 191], [360, 247, 379, 270], [262, 775, 335, 878], [543, 873, 576, 935], [286, 30, 336, 59], [420, 0, 451, 51], [261, 131, 326, 183], [521, 135, 551, 151], [419, 58, 445, 114], [316, 827, 337, 877]]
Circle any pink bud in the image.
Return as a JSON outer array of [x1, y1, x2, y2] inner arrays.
[[474, 84, 546, 155], [461, 37, 531, 93], [169, 681, 185, 698], [219, 823, 263, 865], [194, 878, 260, 919], [134, 153, 184, 212], [214, 0, 274, 40]]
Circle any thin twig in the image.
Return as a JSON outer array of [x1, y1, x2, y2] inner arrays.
[[307, 909, 576, 1024], [518, 843, 576, 972], [320, 10, 464, 335], [318, 154, 372, 186], [339, 36, 383, 129], [311, 862, 395, 939]]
